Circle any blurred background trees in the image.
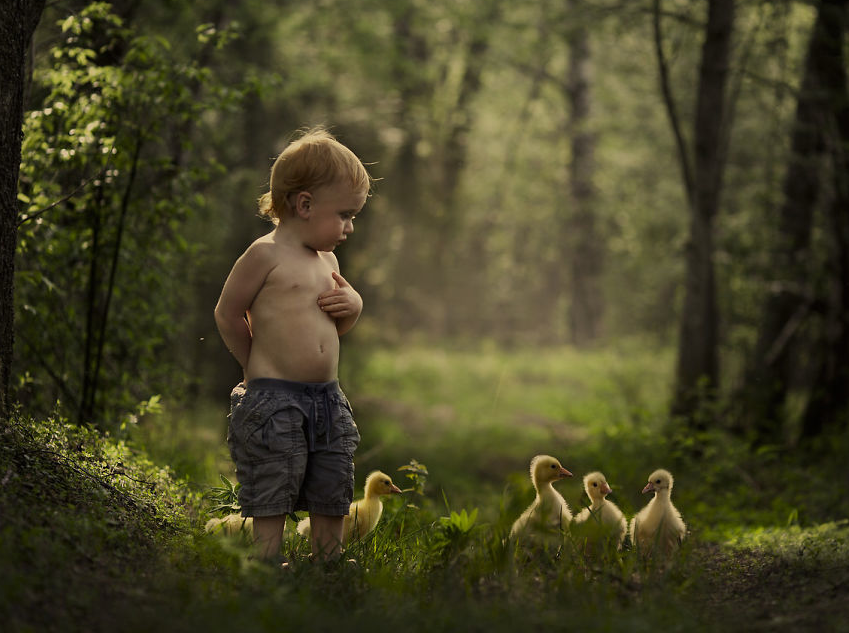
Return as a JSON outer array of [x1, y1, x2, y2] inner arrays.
[[4, 0, 848, 448]]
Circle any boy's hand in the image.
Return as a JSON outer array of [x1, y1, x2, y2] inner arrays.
[[317, 271, 363, 319]]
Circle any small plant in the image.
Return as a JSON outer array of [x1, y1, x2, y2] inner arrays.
[[432, 508, 479, 563], [203, 474, 241, 515], [398, 458, 428, 498], [439, 508, 478, 535]]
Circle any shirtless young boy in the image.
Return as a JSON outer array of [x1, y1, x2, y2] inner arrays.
[[214, 128, 371, 562]]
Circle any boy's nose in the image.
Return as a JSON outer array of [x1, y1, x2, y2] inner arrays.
[[344, 219, 354, 234]]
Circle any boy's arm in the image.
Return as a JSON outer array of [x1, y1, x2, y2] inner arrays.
[[214, 243, 273, 370], [317, 268, 363, 337]]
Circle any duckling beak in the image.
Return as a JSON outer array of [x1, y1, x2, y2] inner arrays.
[[642, 482, 655, 494], [390, 484, 402, 494], [600, 483, 612, 495], [559, 467, 573, 478]]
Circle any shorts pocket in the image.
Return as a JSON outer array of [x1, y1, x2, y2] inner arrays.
[[331, 394, 360, 452], [339, 393, 354, 416], [245, 405, 305, 464], [230, 390, 271, 437]]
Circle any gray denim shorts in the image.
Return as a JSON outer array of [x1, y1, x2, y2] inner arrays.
[[227, 378, 360, 518]]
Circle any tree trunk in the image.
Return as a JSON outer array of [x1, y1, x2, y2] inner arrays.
[[660, 0, 734, 421], [384, 6, 430, 333], [799, 0, 849, 439], [0, 0, 46, 417], [741, 0, 845, 443], [563, 7, 603, 346], [439, 4, 499, 337]]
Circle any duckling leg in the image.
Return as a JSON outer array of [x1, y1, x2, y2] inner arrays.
[[309, 513, 345, 561]]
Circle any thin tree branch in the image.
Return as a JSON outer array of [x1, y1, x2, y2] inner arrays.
[[594, 1, 706, 28], [79, 183, 103, 424], [89, 134, 142, 423], [17, 166, 107, 228], [765, 299, 812, 366], [653, 0, 694, 207], [17, 329, 80, 411]]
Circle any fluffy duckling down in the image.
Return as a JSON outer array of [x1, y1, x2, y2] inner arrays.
[[204, 513, 253, 537], [509, 455, 574, 540], [629, 468, 686, 557], [297, 470, 401, 544], [572, 471, 627, 550]]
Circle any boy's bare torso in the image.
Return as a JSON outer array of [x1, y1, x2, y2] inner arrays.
[[245, 234, 340, 383]]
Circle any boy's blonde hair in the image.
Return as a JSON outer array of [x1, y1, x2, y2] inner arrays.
[[258, 127, 372, 224]]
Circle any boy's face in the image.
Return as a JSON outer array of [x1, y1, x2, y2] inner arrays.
[[301, 181, 367, 252]]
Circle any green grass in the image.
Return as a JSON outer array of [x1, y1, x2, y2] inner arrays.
[[342, 341, 675, 510], [3, 341, 849, 632]]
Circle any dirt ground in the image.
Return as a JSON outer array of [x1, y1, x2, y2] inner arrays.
[[691, 542, 849, 632]]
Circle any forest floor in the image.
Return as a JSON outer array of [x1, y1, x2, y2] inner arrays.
[[3, 344, 849, 632], [693, 538, 849, 632], [3, 410, 847, 633]]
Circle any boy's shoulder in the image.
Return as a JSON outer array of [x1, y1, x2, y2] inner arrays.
[[248, 229, 278, 249], [239, 230, 338, 272], [239, 232, 278, 263]]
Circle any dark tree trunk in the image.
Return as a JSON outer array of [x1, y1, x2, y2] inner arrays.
[[657, 0, 734, 422], [741, 0, 847, 443], [439, 6, 498, 215], [0, 0, 46, 417], [563, 7, 603, 346], [800, 0, 849, 439], [384, 6, 430, 332]]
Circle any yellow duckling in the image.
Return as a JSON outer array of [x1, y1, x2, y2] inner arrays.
[[204, 513, 253, 537], [572, 471, 627, 552], [629, 468, 686, 557], [509, 455, 574, 540], [297, 470, 402, 544]]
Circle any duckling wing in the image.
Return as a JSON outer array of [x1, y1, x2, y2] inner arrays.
[[573, 507, 591, 525], [510, 501, 538, 538], [559, 498, 573, 525], [344, 499, 383, 543], [666, 503, 687, 541], [629, 500, 654, 546], [533, 494, 570, 533]]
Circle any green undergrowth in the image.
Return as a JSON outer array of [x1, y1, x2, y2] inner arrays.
[[3, 342, 849, 631], [0, 411, 709, 632], [0, 412, 205, 630], [3, 410, 849, 633]]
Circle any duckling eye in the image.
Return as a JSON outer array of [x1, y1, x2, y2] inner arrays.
[[592, 482, 598, 487], [384, 480, 390, 485], [550, 464, 557, 469], [655, 479, 661, 484]]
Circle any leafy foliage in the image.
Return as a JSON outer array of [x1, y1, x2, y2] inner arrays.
[[0, 410, 203, 630], [203, 474, 241, 515], [15, 2, 251, 427]]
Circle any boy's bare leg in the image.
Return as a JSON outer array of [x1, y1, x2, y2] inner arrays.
[[309, 514, 344, 560], [253, 515, 286, 560]]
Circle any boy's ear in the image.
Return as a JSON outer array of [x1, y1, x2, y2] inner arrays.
[[294, 191, 312, 219]]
